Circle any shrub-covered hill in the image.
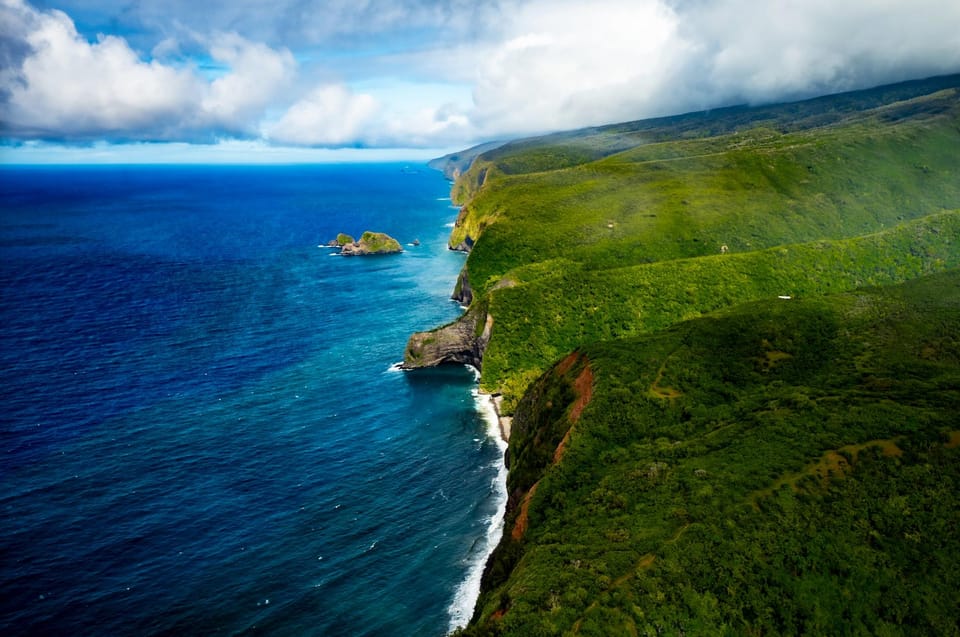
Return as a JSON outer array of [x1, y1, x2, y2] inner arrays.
[[407, 75, 960, 410], [460, 269, 960, 636], [409, 76, 960, 635], [453, 81, 960, 299]]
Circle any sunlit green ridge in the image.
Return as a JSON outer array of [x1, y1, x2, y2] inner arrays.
[[413, 74, 960, 636], [422, 75, 960, 407]]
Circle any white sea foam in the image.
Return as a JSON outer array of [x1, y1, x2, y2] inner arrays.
[[385, 362, 405, 373], [447, 382, 508, 633], [444, 222, 456, 228]]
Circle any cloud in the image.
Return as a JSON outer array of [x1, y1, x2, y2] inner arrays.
[[0, 0, 296, 141], [3, 0, 960, 151], [461, 0, 960, 138], [200, 32, 296, 135], [1, 0, 202, 140], [265, 84, 379, 146], [673, 0, 960, 106], [27, 0, 489, 53], [466, 0, 686, 136]]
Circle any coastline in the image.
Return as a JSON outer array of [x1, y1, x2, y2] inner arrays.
[[446, 367, 509, 633], [486, 392, 511, 442], [424, 165, 510, 634]]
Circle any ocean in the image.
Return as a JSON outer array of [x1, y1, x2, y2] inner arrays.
[[0, 164, 506, 636]]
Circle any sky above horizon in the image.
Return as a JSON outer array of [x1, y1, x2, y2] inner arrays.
[[2, 0, 960, 163]]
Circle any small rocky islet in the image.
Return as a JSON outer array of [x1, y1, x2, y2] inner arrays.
[[325, 231, 403, 255]]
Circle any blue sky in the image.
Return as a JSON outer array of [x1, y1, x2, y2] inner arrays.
[[2, 0, 960, 163]]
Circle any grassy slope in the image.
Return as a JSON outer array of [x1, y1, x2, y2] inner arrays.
[[482, 210, 960, 406], [461, 270, 960, 636], [435, 75, 960, 636], [449, 80, 960, 406], [459, 90, 960, 292]]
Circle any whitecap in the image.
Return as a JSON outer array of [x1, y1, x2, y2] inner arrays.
[[447, 390, 508, 633], [386, 362, 405, 373]]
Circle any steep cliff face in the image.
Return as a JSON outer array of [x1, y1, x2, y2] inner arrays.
[[448, 204, 479, 252], [452, 268, 473, 306], [469, 352, 593, 622], [402, 304, 492, 370]]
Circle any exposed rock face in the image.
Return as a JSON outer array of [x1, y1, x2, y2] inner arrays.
[[402, 305, 492, 370], [450, 235, 474, 253], [333, 231, 402, 256], [451, 267, 473, 305]]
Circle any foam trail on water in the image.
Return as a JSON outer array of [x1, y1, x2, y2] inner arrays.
[[447, 376, 508, 633]]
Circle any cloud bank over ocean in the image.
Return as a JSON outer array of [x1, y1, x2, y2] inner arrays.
[[2, 0, 960, 156]]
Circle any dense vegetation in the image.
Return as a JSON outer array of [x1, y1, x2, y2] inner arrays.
[[460, 271, 960, 636], [445, 77, 960, 407], [417, 75, 960, 635]]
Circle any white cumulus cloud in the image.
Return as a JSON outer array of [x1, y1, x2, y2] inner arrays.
[[468, 0, 686, 136], [2, 0, 960, 151], [200, 32, 296, 135], [0, 0, 298, 141], [1, 0, 202, 139], [265, 84, 379, 146]]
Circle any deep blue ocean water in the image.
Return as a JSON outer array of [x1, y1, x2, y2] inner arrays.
[[0, 164, 505, 636]]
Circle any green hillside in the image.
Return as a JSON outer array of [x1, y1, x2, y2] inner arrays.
[[409, 75, 960, 635], [414, 75, 960, 406], [462, 270, 960, 636], [454, 87, 960, 300]]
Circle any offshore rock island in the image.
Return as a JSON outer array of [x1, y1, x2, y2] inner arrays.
[[408, 74, 960, 635], [327, 231, 403, 255]]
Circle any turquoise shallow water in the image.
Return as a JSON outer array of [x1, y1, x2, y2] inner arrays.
[[0, 164, 504, 636]]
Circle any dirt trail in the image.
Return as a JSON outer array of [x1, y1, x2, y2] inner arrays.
[[649, 355, 682, 399], [751, 437, 905, 506]]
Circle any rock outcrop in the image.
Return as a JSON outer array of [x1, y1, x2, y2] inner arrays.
[[450, 236, 474, 252], [402, 304, 492, 370], [451, 267, 473, 306], [330, 231, 402, 256]]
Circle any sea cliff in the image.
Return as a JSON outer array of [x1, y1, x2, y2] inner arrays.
[[413, 74, 960, 636], [402, 303, 491, 371]]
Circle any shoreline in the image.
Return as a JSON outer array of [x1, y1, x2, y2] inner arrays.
[[484, 391, 511, 442], [446, 366, 509, 634], [466, 365, 510, 443], [425, 166, 509, 634]]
